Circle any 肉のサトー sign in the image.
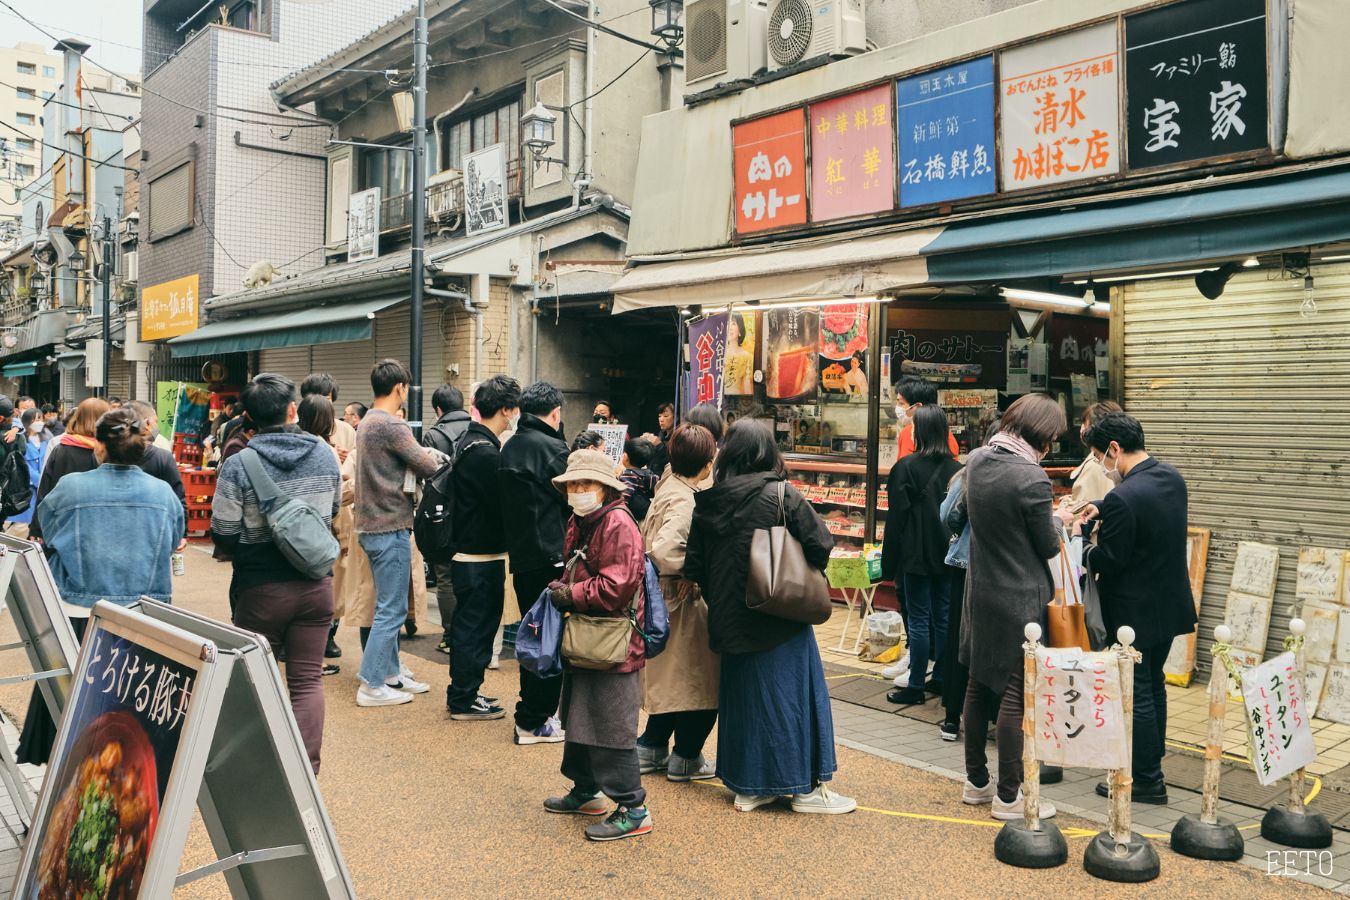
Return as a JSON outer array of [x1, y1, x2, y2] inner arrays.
[[733, 109, 808, 234], [897, 55, 997, 207], [808, 84, 895, 222], [1000, 23, 1122, 190]]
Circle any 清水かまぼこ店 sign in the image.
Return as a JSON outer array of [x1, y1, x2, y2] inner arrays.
[[733, 109, 808, 234]]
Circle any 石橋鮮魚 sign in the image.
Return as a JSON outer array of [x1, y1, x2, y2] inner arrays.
[[897, 55, 996, 207]]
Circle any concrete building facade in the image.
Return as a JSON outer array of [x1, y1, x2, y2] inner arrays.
[[0, 42, 61, 250]]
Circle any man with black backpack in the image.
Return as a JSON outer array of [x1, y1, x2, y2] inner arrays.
[[445, 375, 520, 721], [0, 395, 29, 531], [498, 381, 569, 744], [422, 384, 472, 654]]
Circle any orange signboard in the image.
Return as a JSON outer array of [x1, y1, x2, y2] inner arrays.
[[141, 274, 200, 342], [733, 109, 808, 234]]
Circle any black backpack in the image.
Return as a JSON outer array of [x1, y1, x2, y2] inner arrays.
[[413, 436, 489, 564], [0, 441, 31, 518]]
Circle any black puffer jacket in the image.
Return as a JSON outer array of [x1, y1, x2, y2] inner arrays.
[[685, 472, 833, 656], [497, 414, 569, 570]]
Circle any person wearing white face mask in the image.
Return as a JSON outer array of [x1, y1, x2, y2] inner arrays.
[[894, 376, 959, 460], [444, 374, 522, 721], [1065, 400, 1122, 509]]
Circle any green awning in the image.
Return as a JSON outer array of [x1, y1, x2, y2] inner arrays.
[[2, 362, 37, 377], [168, 296, 406, 358]]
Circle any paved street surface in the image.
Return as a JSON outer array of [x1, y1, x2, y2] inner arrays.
[[0, 544, 1336, 898]]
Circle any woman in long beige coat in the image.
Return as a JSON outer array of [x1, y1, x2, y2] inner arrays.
[[637, 423, 720, 782]]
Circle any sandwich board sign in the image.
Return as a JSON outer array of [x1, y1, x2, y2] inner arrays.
[[15, 599, 354, 898]]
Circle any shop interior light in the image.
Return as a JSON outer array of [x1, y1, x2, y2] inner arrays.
[[1000, 287, 1094, 309], [1070, 268, 1206, 284], [1242, 256, 1260, 268]]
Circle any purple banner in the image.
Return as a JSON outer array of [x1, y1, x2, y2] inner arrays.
[[686, 312, 728, 412]]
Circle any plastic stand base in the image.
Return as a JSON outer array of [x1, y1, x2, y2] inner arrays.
[[994, 820, 1068, 868], [1261, 805, 1333, 849], [1083, 831, 1161, 883], [1171, 814, 1245, 861]]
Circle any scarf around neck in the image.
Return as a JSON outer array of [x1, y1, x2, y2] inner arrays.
[[987, 430, 1041, 465], [59, 433, 97, 450]]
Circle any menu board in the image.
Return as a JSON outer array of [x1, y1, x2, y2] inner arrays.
[[897, 55, 997, 207], [1000, 23, 1122, 190], [733, 109, 808, 234], [763, 308, 820, 402], [809, 84, 895, 222]]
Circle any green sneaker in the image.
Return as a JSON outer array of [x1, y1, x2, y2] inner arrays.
[[584, 806, 652, 842], [543, 789, 608, 816]]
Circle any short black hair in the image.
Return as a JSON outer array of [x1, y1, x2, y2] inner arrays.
[[40, 403, 55, 414], [301, 372, 339, 401], [370, 359, 411, 399], [345, 401, 368, 420], [432, 384, 464, 415], [1086, 411, 1146, 454], [17, 395, 33, 406], [242, 373, 297, 429], [685, 402, 724, 442], [519, 381, 564, 416], [0, 395, 14, 418], [474, 374, 521, 419], [657, 401, 675, 415], [623, 438, 654, 468], [572, 430, 604, 452], [896, 376, 938, 407], [716, 419, 786, 481], [594, 400, 612, 411]]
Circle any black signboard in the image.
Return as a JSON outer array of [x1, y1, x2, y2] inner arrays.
[[1125, 0, 1268, 169]]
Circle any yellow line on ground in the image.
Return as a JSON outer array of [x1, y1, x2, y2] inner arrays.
[[1165, 737, 1322, 806], [826, 672, 888, 681]]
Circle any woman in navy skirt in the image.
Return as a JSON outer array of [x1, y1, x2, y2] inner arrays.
[[685, 420, 854, 814]]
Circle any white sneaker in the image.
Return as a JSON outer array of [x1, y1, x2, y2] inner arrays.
[[881, 653, 911, 679], [386, 673, 430, 694], [488, 654, 501, 670], [733, 793, 779, 812], [791, 785, 856, 815], [357, 684, 413, 707], [962, 779, 996, 805], [991, 791, 1057, 821], [892, 660, 936, 686]]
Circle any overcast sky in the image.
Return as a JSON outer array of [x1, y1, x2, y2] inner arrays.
[[4, 0, 144, 75]]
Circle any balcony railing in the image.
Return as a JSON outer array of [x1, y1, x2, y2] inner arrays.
[[377, 157, 524, 234]]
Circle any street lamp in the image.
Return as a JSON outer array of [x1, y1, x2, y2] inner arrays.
[[649, 0, 684, 51], [520, 102, 558, 160]]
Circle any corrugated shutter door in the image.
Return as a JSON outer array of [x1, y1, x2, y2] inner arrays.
[[258, 347, 311, 385], [310, 339, 375, 408], [1121, 263, 1350, 678], [374, 302, 446, 407]]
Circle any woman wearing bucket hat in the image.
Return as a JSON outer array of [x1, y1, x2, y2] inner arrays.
[[542, 449, 653, 841]]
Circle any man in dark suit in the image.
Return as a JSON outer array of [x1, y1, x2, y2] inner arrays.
[[1082, 412, 1196, 805]]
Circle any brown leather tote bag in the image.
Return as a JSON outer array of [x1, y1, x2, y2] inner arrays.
[[745, 482, 833, 625]]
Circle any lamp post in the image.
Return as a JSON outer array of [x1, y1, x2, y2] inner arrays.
[[408, 0, 428, 437]]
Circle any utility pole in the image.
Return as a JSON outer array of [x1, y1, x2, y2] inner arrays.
[[407, 0, 428, 438], [100, 214, 111, 399]]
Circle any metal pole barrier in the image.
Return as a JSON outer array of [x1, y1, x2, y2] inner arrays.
[[1170, 624, 1244, 860], [1261, 617, 1332, 848], [1084, 625, 1160, 883], [994, 622, 1067, 868]]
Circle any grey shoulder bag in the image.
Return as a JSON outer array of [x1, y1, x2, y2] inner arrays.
[[745, 481, 832, 625], [239, 448, 340, 580]]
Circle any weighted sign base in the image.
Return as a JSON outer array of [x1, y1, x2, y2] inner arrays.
[[994, 820, 1068, 868], [1083, 831, 1160, 883], [1170, 814, 1244, 861], [1262, 805, 1332, 849]]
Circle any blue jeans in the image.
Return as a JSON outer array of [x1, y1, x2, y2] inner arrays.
[[358, 530, 411, 688], [904, 572, 949, 690]]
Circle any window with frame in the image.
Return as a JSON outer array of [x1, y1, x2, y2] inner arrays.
[[224, 0, 260, 31], [15, 113, 34, 126], [42, 66, 55, 78], [16, 62, 35, 76], [16, 138, 34, 151], [443, 96, 521, 172], [16, 87, 35, 101], [15, 164, 33, 178], [147, 161, 194, 241], [359, 136, 434, 195]]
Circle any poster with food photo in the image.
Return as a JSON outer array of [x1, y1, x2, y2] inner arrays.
[[764, 308, 820, 403], [818, 304, 869, 399], [19, 626, 200, 900]]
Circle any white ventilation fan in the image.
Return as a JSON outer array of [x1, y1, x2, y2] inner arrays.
[[767, 0, 865, 71], [684, 0, 769, 91]]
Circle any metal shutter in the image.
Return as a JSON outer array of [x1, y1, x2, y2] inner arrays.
[[309, 339, 376, 408], [1121, 263, 1350, 678], [375, 302, 446, 400], [258, 346, 311, 385], [148, 162, 192, 239]]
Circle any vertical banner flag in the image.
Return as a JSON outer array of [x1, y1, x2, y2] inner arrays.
[[733, 109, 808, 234], [1000, 23, 1122, 190], [1124, 0, 1268, 170], [809, 84, 896, 222], [897, 56, 997, 207], [685, 312, 728, 411], [1242, 652, 1318, 786], [1034, 646, 1129, 769]]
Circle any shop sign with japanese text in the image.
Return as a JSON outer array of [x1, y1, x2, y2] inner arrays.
[[140, 274, 200, 342], [1000, 23, 1122, 190], [1242, 651, 1317, 786], [897, 56, 996, 207], [733, 109, 808, 234], [685, 312, 728, 410], [1034, 645, 1128, 770], [809, 84, 895, 223], [1124, 0, 1268, 170]]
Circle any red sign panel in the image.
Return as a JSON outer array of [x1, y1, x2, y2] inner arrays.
[[733, 109, 808, 234], [809, 84, 895, 222]]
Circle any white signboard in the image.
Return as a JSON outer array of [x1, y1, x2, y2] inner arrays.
[[1242, 651, 1317, 786], [586, 423, 628, 469], [1000, 22, 1122, 190], [1033, 645, 1128, 770], [465, 143, 508, 237], [347, 187, 381, 262]]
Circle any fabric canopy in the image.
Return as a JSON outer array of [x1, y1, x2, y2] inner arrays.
[[55, 352, 85, 371], [2, 362, 36, 377], [168, 296, 405, 358]]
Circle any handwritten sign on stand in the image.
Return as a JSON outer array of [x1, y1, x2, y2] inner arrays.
[[1033, 646, 1128, 770], [1297, 547, 1345, 605], [584, 424, 628, 470], [1242, 651, 1317, 786]]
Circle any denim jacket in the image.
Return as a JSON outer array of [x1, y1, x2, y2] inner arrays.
[[38, 464, 184, 607], [940, 470, 970, 569]]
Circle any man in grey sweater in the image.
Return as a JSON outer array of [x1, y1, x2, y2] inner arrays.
[[354, 360, 441, 707]]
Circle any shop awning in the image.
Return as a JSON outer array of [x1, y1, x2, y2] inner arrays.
[[167, 296, 406, 358], [612, 229, 938, 313], [55, 352, 84, 371], [2, 362, 37, 378]]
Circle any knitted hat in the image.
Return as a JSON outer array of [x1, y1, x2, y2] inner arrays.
[[552, 448, 625, 495]]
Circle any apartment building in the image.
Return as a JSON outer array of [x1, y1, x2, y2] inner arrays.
[[0, 42, 60, 250]]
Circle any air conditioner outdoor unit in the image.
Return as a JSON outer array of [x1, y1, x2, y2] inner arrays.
[[766, 0, 866, 72], [684, 0, 769, 92]]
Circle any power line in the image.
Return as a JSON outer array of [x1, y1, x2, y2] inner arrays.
[[0, 78, 135, 123], [535, 0, 666, 53], [0, 121, 129, 170]]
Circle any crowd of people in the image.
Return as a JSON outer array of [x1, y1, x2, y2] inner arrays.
[[0, 362, 1196, 845]]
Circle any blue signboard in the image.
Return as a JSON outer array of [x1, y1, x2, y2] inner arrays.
[[897, 55, 997, 207]]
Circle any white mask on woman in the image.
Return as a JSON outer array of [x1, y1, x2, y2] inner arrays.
[[567, 490, 603, 516]]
